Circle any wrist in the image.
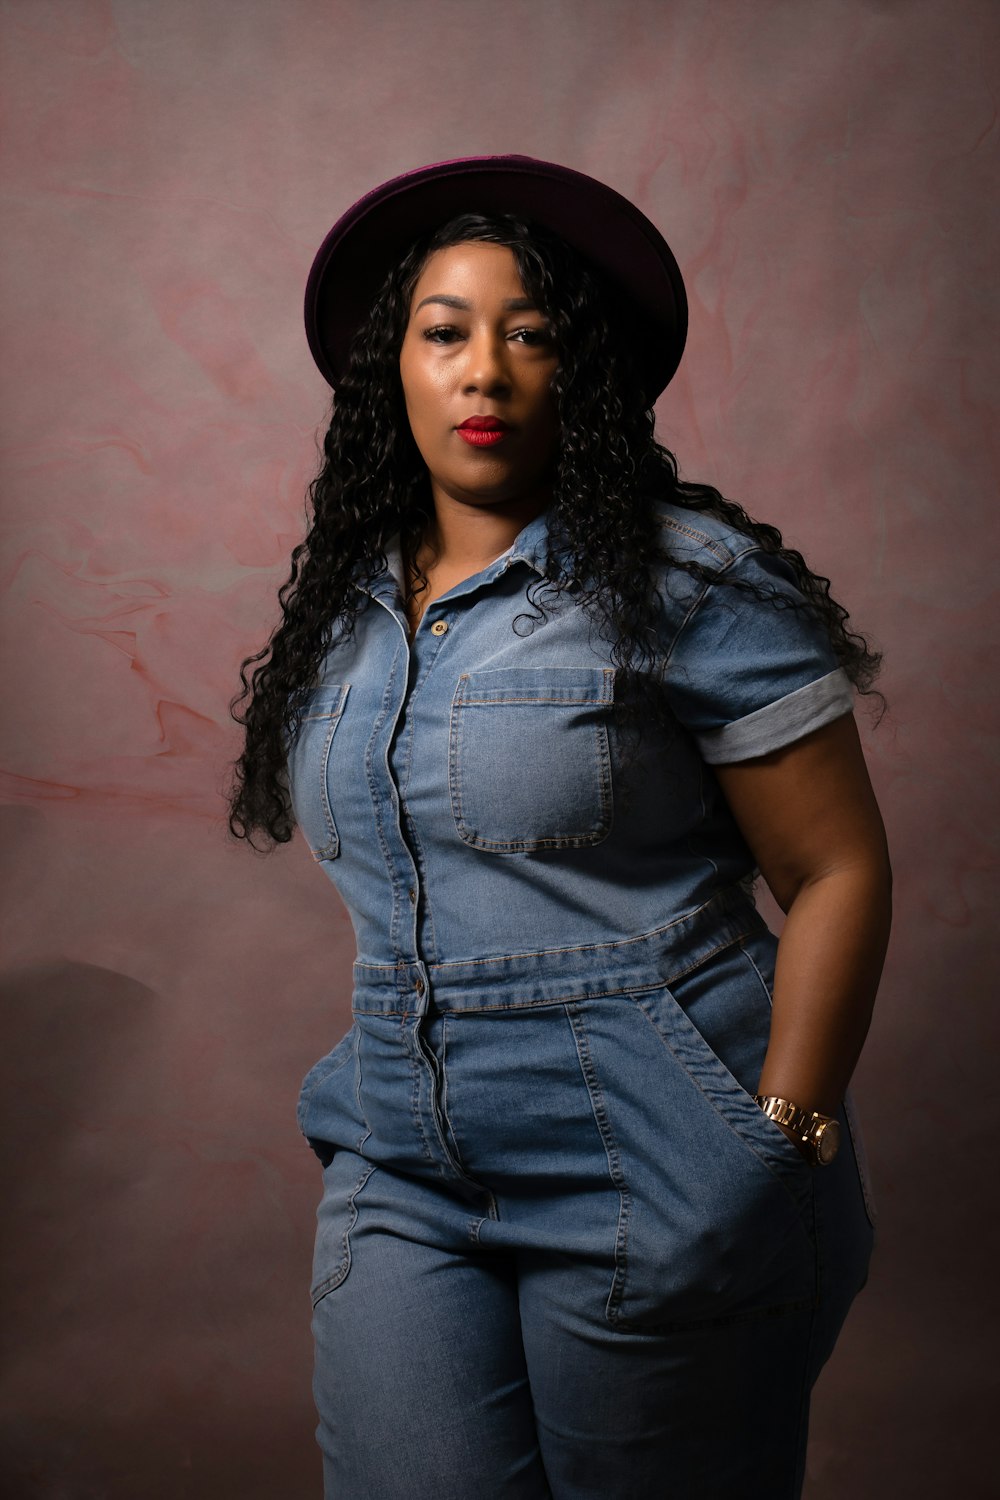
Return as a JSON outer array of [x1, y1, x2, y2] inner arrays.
[[755, 1081, 841, 1119], [754, 1093, 842, 1167]]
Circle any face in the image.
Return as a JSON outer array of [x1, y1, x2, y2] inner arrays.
[[398, 241, 561, 513]]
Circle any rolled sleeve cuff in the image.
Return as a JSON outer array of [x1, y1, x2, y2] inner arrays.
[[695, 668, 855, 764]]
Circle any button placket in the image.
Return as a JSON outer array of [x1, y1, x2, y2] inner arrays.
[[376, 632, 424, 965], [387, 613, 455, 965]]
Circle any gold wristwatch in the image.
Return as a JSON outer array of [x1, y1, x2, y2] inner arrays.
[[753, 1094, 841, 1167]]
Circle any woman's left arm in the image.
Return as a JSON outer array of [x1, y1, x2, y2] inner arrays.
[[713, 712, 893, 1128]]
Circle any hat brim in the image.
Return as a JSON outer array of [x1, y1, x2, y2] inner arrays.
[[304, 155, 688, 405]]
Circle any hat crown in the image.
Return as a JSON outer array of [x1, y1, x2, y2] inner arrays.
[[304, 155, 688, 403]]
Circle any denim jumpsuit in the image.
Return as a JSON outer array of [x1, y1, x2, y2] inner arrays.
[[286, 498, 878, 1500]]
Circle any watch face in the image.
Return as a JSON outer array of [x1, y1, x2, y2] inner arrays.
[[817, 1119, 841, 1165]]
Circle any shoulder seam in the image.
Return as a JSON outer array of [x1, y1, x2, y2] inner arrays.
[[657, 513, 758, 568]]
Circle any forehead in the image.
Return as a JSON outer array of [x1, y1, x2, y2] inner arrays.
[[408, 241, 528, 306]]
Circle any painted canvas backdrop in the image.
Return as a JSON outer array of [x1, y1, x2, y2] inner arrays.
[[2, 1, 997, 1495]]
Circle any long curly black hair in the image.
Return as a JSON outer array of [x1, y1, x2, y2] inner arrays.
[[226, 211, 884, 852]]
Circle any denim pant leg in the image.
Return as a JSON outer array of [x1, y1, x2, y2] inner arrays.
[[505, 928, 875, 1498], [299, 921, 875, 1499], [310, 1153, 551, 1499], [299, 1015, 553, 1499], [519, 1270, 818, 1497]]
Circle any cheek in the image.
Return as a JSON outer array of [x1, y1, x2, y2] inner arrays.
[[400, 382, 447, 467], [406, 394, 440, 452], [401, 358, 445, 428], [531, 367, 559, 418]]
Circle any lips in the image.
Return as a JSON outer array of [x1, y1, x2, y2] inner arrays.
[[457, 416, 510, 448]]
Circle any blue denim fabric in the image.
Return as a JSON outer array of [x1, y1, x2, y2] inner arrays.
[[283, 499, 854, 969], [286, 500, 876, 1497]]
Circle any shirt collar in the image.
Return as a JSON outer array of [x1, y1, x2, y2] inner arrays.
[[363, 503, 555, 600]]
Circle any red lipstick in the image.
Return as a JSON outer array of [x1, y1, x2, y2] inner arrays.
[[457, 416, 510, 448]]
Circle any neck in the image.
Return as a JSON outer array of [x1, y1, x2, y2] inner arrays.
[[417, 488, 551, 572]]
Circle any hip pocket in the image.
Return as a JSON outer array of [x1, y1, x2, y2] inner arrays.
[[310, 1149, 378, 1306], [619, 986, 817, 1329], [575, 943, 819, 1331], [297, 1020, 361, 1166], [449, 666, 615, 852]]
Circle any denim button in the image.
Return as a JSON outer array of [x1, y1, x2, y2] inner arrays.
[[430, 620, 448, 636], [414, 977, 425, 994], [408, 888, 417, 904]]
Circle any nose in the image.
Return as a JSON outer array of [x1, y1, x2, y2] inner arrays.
[[463, 329, 512, 396]]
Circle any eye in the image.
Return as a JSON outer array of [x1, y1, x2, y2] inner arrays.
[[509, 326, 553, 346], [422, 324, 463, 344]]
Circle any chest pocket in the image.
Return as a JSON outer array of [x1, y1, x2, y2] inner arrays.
[[285, 684, 351, 862], [449, 667, 615, 853]]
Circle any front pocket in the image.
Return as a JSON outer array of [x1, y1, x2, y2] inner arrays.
[[297, 1021, 362, 1167], [630, 977, 819, 1182], [297, 1022, 358, 1133], [448, 666, 615, 852], [285, 683, 350, 861], [580, 954, 819, 1330], [310, 1149, 378, 1306]]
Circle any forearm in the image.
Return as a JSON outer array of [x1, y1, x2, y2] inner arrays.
[[755, 860, 893, 1117]]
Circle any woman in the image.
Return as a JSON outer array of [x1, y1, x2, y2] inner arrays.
[[227, 156, 892, 1499]]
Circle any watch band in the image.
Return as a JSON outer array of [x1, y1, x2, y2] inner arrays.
[[753, 1094, 842, 1166]]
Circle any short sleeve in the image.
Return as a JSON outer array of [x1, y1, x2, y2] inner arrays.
[[662, 546, 854, 763]]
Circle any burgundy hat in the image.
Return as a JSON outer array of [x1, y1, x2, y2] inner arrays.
[[304, 154, 688, 404]]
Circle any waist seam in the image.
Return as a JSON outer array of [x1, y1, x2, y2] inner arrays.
[[351, 886, 771, 1013]]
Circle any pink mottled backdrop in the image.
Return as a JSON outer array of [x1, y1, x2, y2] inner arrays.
[[2, 1, 997, 1495]]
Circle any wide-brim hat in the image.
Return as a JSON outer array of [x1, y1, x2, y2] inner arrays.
[[304, 154, 688, 405]]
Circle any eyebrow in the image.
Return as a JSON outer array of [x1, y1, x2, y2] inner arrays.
[[413, 294, 540, 313]]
